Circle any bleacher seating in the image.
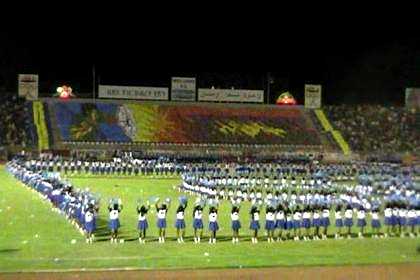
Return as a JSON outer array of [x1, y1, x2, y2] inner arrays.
[[324, 105, 419, 153], [0, 93, 36, 147]]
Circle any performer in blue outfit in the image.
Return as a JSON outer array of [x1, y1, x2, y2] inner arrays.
[[193, 198, 205, 244], [108, 198, 123, 243], [137, 200, 150, 244], [250, 204, 261, 244], [231, 203, 241, 244], [156, 197, 170, 243], [175, 196, 188, 243], [84, 205, 96, 244]]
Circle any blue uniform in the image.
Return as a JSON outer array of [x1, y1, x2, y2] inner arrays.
[[84, 211, 96, 233], [371, 219, 381, 228], [209, 221, 219, 231], [138, 219, 148, 230], [302, 218, 311, 229], [193, 208, 204, 229], [209, 212, 219, 231], [108, 219, 120, 230], [193, 219, 204, 229], [321, 210, 330, 227], [357, 210, 366, 227], [275, 210, 285, 229], [312, 213, 322, 227], [175, 207, 186, 229], [175, 219, 186, 229], [250, 220, 260, 230], [137, 207, 149, 230], [265, 211, 276, 230], [231, 211, 241, 230], [285, 215, 294, 230], [157, 208, 167, 229], [344, 210, 353, 227]]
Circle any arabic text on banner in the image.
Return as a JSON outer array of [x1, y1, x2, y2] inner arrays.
[[198, 89, 263, 103]]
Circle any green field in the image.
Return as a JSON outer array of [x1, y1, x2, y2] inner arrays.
[[0, 167, 419, 272]]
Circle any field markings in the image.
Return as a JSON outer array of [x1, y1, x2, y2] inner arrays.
[[0, 267, 155, 273]]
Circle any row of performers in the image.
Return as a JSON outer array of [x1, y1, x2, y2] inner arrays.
[[24, 159, 353, 180], [94, 198, 420, 245], [25, 160, 182, 176], [8, 159, 419, 245]]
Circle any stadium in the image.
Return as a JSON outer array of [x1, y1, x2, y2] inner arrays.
[[0, 36, 420, 279]]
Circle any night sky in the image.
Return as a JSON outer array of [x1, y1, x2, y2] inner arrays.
[[1, 25, 419, 105]]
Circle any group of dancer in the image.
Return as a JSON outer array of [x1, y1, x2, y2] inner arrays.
[[103, 195, 420, 245], [6, 153, 420, 245], [22, 154, 182, 177], [7, 157, 100, 243]]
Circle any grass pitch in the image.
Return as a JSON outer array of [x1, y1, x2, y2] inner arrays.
[[0, 167, 419, 272]]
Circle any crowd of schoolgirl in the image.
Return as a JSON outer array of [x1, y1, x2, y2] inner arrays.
[[6, 155, 419, 244]]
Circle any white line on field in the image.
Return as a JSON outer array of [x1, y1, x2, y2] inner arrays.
[[4, 255, 207, 262], [0, 267, 154, 273]]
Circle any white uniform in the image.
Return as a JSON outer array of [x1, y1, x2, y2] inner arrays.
[[85, 212, 94, 222], [335, 211, 342, 220], [357, 210, 366, 219], [399, 209, 407, 219], [194, 210, 203, 219], [302, 212, 311, 219], [266, 212, 275, 221], [384, 208, 392, 218], [110, 210, 119, 220], [231, 212, 240, 221], [276, 211, 285, 220], [158, 209, 167, 219], [253, 212, 260, 221], [293, 212, 302, 221], [176, 211, 185, 220], [345, 209, 353, 219], [209, 212, 218, 222]]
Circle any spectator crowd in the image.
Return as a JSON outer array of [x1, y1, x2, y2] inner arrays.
[[325, 105, 419, 154], [0, 93, 35, 147]]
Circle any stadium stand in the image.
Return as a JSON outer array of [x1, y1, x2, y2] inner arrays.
[[47, 100, 323, 146], [0, 95, 418, 160], [0, 93, 36, 149], [324, 105, 420, 154]]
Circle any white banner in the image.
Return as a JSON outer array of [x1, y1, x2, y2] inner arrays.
[[98, 85, 168, 100], [304, 84, 322, 108], [171, 77, 196, 101], [18, 74, 38, 100], [198, 88, 263, 103]]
